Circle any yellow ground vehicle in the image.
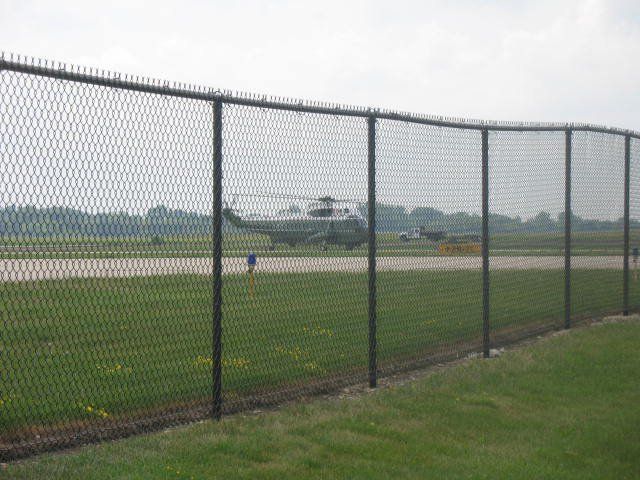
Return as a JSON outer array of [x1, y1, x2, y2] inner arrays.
[[438, 243, 481, 254]]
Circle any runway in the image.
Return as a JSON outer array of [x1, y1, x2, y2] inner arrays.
[[0, 255, 625, 282]]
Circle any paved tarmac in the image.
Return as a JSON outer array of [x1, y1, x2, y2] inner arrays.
[[0, 255, 625, 282]]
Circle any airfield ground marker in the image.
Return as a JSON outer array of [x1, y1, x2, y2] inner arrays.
[[248, 252, 257, 297]]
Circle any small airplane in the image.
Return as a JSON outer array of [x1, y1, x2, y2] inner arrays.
[[222, 196, 368, 250]]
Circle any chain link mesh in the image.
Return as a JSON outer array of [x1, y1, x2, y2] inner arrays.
[[488, 131, 565, 342], [1, 69, 215, 458], [1, 58, 637, 459], [375, 121, 482, 372], [571, 132, 625, 319], [220, 103, 368, 411], [629, 137, 640, 311]]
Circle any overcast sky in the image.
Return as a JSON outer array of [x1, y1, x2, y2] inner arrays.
[[1, 0, 639, 131], [0, 0, 638, 222]]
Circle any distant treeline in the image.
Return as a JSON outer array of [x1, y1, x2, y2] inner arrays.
[[358, 204, 629, 234], [0, 203, 632, 238], [0, 205, 217, 238]]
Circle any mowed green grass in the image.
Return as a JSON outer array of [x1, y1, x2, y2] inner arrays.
[[2, 228, 638, 258], [1, 269, 637, 439], [7, 319, 640, 479]]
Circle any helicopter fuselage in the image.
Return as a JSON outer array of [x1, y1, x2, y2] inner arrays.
[[223, 207, 368, 250]]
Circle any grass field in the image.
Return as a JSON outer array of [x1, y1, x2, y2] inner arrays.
[[2, 268, 637, 444], [1, 229, 637, 258], [6, 318, 640, 479]]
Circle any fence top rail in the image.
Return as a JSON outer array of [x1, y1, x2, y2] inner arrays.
[[1, 52, 639, 139]]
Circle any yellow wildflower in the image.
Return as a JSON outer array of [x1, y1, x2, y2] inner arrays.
[[81, 403, 109, 418], [303, 325, 335, 338]]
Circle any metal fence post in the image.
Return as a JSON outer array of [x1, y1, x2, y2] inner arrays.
[[482, 129, 490, 358], [212, 97, 223, 418], [564, 129, 572, 328], [367, 114, 377, 388], [624, 135, 631, 315]]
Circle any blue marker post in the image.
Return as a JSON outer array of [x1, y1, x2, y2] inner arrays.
[[247, 252, 257, 297]]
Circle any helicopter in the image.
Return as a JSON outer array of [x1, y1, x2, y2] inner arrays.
[[222, 196, 368, 251]]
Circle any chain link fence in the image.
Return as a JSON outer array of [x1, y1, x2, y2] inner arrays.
[[1, 55, 639, 460]]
